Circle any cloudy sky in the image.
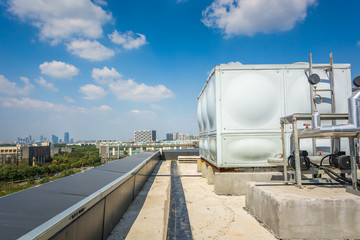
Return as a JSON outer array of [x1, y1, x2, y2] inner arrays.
[[0, 0, 359, 142]]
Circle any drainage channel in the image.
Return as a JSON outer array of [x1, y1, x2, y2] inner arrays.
[[167, 160, 193, 240]]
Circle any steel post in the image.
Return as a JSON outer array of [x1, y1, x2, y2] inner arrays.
[[281, 122, 288, 182], [349, 137, 358, 190], [292, 119, 302, 187]]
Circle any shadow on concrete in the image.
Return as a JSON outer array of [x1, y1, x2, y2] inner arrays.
[[107, 160, 166, 240]]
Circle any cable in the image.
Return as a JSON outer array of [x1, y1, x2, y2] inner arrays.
[[319, 154, 335, 167], [309, 158, 360, 186]]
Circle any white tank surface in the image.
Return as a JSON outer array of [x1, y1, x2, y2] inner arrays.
[[198, 63, 352, 168]]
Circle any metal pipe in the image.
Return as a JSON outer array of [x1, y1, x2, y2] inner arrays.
[[312, 111, 321, 129], [281, 122, 288, 182], [348, 91, 360, 127], [309, 53, 317, 155], [332, 137, 340, 154], [298, 125, 360, 138], [292, 120, 302, 188], [330, 53, 338, 154], [349, 137, 358, 190], [298, 90, 360, 139]]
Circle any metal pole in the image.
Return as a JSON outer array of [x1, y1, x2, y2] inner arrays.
[[349, 137, 358, 190], [281, 122, 288, 182], [309, 53, 317, 155], [292, 119, 302, 188], [330, 52, 336, 116], [330, 53, 340, 153]]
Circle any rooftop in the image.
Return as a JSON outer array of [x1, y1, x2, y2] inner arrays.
[[108, 161, 276, 239]]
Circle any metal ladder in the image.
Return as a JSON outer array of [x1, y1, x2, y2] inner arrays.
[[308, 53, 337, 155]]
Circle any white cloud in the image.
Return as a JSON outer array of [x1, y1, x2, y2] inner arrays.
[[1, 97, 59, 110], [67, 40, 114, 61], [0, 97, 88, 113], [109, 79, 175, 102], [64, 96, 75, 103], [202, 0, 316, 37], [128, 109, 156, 117], [108, 30, 147, 49], [36, 76, 58, 92], [1, 97, 113, 114], [0, 75, 34, 95], [94, 105, 112, 111], [7, 0, 112, 43], [39, 60, 79, 79], [92, 66, 121, 84], [79, 84, 107, 100]]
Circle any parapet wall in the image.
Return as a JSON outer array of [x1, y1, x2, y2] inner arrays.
[[0, 151, 160, 240]]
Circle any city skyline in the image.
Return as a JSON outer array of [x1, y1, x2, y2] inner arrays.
[[5, 130, 198, 144], [0, 0, 360, 141]]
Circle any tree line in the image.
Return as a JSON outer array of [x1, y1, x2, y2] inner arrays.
[[0, 145, 101, 182]]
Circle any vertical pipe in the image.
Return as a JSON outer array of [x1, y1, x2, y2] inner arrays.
[[312, 111, 321, 128], [292, 119, 302, 188], [309, 53, 317, 155], [309, 53, 314, 112], [349, 137, 358, 190], [330, 53, 338, 153], [281, 122, 288, 182], [330, 53, 336, 116]]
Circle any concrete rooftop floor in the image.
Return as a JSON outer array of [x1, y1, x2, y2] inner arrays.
[[107, 161, 276, 240]]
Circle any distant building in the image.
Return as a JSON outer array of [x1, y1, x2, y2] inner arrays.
[[165, 132, 199, 141], [51, 147, 74, 156], [134, 130, 156, 143], [0, 143, 51, 166], [0, 146, 20, 166], [16, 135, 35, 145], [52, 134, 59, 143], [64, 132, 69, 143], [22, 144, 51, 165], [166, 133, 174, 141], [99, 140, 199, 159]]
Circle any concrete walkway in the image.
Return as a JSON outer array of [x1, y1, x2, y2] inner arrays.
[[108, 161, 276, 240]]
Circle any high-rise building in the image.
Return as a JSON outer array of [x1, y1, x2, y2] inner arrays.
[[166, 133, 174, 141], [64, 132, 69, 143], [173, 132, 179, 140], [51, 134, 59, 143], [134, 130, 156, 142]]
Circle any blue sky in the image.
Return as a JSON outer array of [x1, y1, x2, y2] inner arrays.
[[0, 0, 359, 142]]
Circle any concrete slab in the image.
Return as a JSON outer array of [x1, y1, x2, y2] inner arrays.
[[197, 159, 201, 172], [246, 182, 360, 239], [107, 161, 170, 240], [179, 163, 276, 240], [214, 172, 283, 195], [207, 165, 215, 185], [108, 162, 277, 240], [201, 163, 208, 178]]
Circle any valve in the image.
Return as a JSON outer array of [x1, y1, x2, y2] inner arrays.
[[303, 123, 311, 129], [317, 151, 324, 156]]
